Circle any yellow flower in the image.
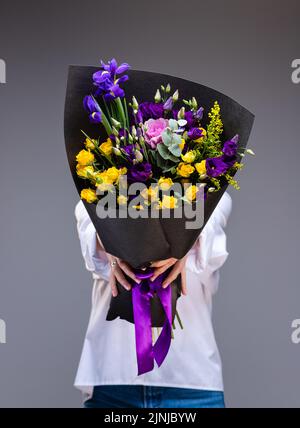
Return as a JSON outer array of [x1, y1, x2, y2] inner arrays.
[[80, 188, 97, 203], [84, 138, 96, 150], [119, 167, 127, 175], [158, 177, 173, 191], [100, 138, 113, 156], [194, 128, 207, 143], [76, 149, 95, 166], [76, 165, 94, 179], [141, 186, 159, 202], [181, 150, 196, 163], [177, 162, 195, 178], [105, 166, 120, 182], [185, 185, 198, 202], [94, 171, 114, 191], [159, 195, 178, 209], [195, 160, 207, 175], [117, 195, 128, 205], [179, 139, 185, 151]]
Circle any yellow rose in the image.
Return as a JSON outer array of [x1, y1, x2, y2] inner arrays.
[[141, 186, 159, 202], [159, 195, 178, 209], [194, 128, 207, 143], [84, 138, 96, 150], [177, 162, 195, 178], [117, 195, 128, 205], [158, 177, 173, 191], [119, 167, 127, 175], [76, 165, 94, 179], [100, 138, 113, 156], [105, 166, 120, 183], [181, 150, 196, 163], [76, 149, 95, 166], [80, 188, 97, 203], [195, 160, 207, 175], [179, 139, 185, 151], [185, 185, 198, 202], [94, 171, 114, 191]]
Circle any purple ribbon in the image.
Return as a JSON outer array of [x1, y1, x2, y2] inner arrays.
[[131, 268, 172, 375]]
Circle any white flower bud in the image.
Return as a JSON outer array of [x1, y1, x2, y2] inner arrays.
[[172, 90, 179, 102], [245, 149, 255, 156], [154, 89, 161, 103], [177, 107, 185, 120], [166, 83, 171, 93]]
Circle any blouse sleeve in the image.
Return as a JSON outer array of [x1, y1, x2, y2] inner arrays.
[[75, 201, 110, 281], [185, 192, 232, 294]]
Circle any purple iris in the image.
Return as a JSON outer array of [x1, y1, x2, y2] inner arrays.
[[127, 162, 152, 183], [188, 127, 204, 140], [136, 102, 164, 122], [83, 95, 102, 123], [92, 58, 130, 102]]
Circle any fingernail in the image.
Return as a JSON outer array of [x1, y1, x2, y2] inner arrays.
[[163, 283, 169, 288], [135, 278, 141, 284]]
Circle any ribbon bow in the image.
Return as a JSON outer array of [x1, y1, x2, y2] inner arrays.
[[132, 268, 172, 375]]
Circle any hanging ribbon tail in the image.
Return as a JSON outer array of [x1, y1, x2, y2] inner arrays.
[[131, 269, 172, 376], [132, 285, 155, 375], [154, 285, 172, 367]]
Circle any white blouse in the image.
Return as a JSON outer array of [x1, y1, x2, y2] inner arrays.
[[74, 192, 232, 398]]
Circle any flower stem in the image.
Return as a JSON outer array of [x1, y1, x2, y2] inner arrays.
[[115, 97, 126, 129], [175, 310, 184, 329]]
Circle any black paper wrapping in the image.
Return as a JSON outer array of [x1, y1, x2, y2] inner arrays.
[[64, 66, 254, 326]]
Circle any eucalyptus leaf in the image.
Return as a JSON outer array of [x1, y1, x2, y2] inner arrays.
[[157, 142, 170, 159], [168, 144, 182, 157]]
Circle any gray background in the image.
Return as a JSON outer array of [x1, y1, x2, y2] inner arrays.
[[0, 0, 299, 408]]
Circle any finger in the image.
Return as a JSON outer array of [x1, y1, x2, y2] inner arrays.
[[118, 260, 141, 283], [151, 260, 174, 282], [181, 267, 187, 295], [162, 266, 181, 288], [109, 273, 118, 297], [115, 269, 132, 291], [150, 258, 177, 268]]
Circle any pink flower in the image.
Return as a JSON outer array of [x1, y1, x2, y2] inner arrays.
[[144, 118, 168, 149]]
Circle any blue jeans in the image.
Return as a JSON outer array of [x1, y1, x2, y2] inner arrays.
[[84, 385, 225, 408]]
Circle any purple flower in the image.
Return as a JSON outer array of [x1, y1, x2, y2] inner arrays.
[[188, 127, 204, 141], [92, 58, 130, 102], [127, 162, 152, 183], [122, 144, 136, 161], [222, 136, 238, 157], [137, 102, 164, 122], [206, 156, 228, 177], [83, 95, 102, 123], [194, 107, 204, 121], [163, 97, 173, 111], [184, 110, 195, 128]]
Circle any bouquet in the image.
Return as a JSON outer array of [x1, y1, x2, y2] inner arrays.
[[64, 59, 254, 374]]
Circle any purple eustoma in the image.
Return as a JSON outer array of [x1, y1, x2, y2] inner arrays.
[[136, 102, 164, 122], [206, 156, 229, 177], [222, 135, 239, 157], [127, 162, 152, 183], [188, 127, 204, 140]]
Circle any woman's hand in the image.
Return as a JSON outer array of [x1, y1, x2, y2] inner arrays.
[[97, 234, 141, 297], [150, 256, 188, 295], [106, 253, 141, 297]]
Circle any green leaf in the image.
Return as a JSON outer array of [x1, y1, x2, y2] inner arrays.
[[157, 142, 170, 159], [168, 143, 181, 157]]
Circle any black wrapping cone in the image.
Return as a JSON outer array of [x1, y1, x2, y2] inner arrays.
[[64, 66, 254, 326]]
